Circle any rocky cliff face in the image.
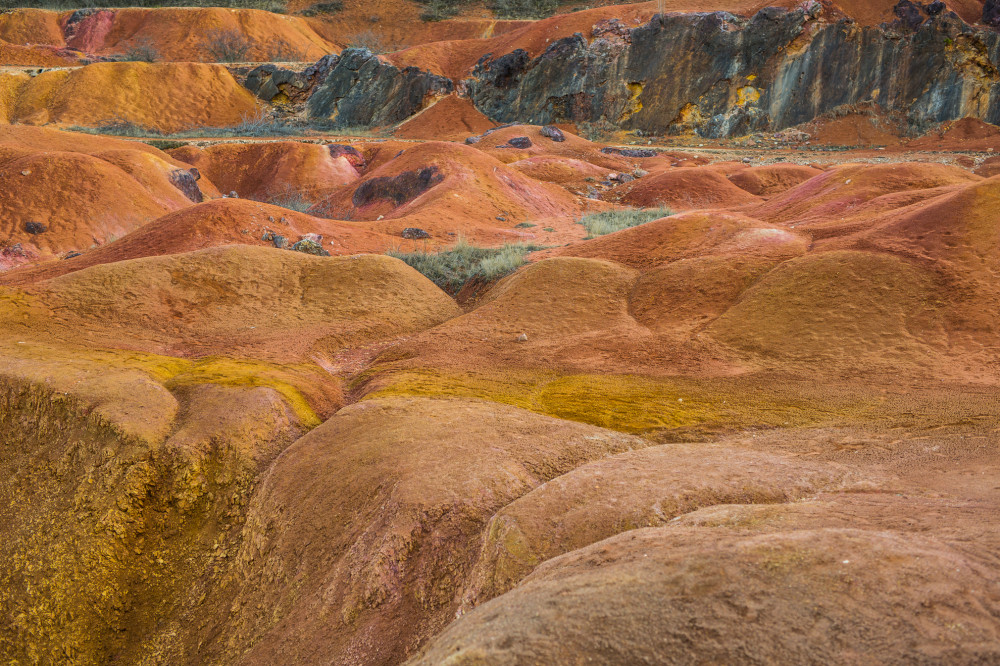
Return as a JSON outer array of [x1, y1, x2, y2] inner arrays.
[[307, 48, 454, 127], [467, 7, 1000, 137], [240, 7, 1000, 138]]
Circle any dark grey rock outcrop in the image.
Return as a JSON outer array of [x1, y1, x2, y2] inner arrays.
[[466, 8, 1000, 137], [306, 48, 453, 127]]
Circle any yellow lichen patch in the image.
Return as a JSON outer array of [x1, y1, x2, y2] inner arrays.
[[0, 334, 332, 429], [670, 103, 704, 133], [163, 357, 326, 427], [360, 368, 891, 437], [534, 374, 721, 432], [737, 85, 761, 107], [618, 82, 643, 122]]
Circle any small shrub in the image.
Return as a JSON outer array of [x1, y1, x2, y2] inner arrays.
[[344, 29, 401, 54], [577, 207, 672, 238], [542, 227, 554, 232], [144, 139, 187, 151], [420, 0, 459, 21], [202, 111, 301, 137], [118, 39, 159, 62], [202, 29, 253, 63], [514, 222, 536, 228], [69, 117, 162, 137], [387, 238, 544, 293], [299, 0, 343, 15], [489, 0, 557, 19], [265, 38, 307, 62], [267, 186, 313, 212]]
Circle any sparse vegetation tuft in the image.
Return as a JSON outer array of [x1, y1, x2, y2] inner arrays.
[[577, 207, 672, 238], [419, 0, 460, 21], [116, 39, 159, 63], [387, 238, 545, 293], [343, 30, 402, 54], [265, 38, 307, 62], [299, 0, 343, 15], [488, 0, 558, 18], [201, 29, 253, 63], [267, 186, 314, 213]]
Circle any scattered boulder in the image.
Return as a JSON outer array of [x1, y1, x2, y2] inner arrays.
[[893, 0, 924, 29], [291, 239, 330, 256], [63, 251, 82, 259], [352, 166, 444, 208], [272, 234, 288, 249], [168, 169, 204, 203], [402, 227, 431, 239], [328, 144, 366, 168], [540, 126, 566, 142], [926, 0, 946, 15], [505, 136, 533, 149], [985, 0, 1000, 26], [465, 135, 482, 145], [23, 222, 47, 235], [601, 147, 658, 158]]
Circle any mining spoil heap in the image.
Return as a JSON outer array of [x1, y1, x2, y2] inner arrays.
[[1, 0, 999, 664]]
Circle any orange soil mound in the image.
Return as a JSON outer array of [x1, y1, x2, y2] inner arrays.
[[23, 245, 461, 361], [0, 198, 395, 286], [169, 141, 360, 201], [92, 8, 335, 62], [472, 124, 633, 171], [0, 8, 334, 61], [460, 441, 873, 608], [190, 396, 645, 665], [0, 146, 209, 257], [386, 0, 803, 79], [750, 162, 981, 225], [975, 155, 1000, 177], [798, 112, 905, 146], [302, 1, 529, 53], [414, 527, 1000, 664], [0, 42, 78, 66], [0, 62, 261, 132], [309, 140, 593, 243], [439, 257, 641, 341], [704, 250, 968, 374], [548, 210, 808, 269], [508, 155, 614, 187], [905, 117, 1000, 151], [0, 8, 65, 46], [615, 165, 762, 210], [817, 176, 1000, 351], [728, 163, 824, 196], [0, 124, 185, 162], [393, 94, 498, 141]]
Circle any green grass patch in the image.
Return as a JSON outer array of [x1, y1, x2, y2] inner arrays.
[[387, 238, 545, 293], [577, 207, 672, 238], [65, 113, 388, 140]]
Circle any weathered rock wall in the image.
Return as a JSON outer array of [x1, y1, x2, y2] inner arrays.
[[467, 8, 1000, 137], [306, 48, 454, 127]]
